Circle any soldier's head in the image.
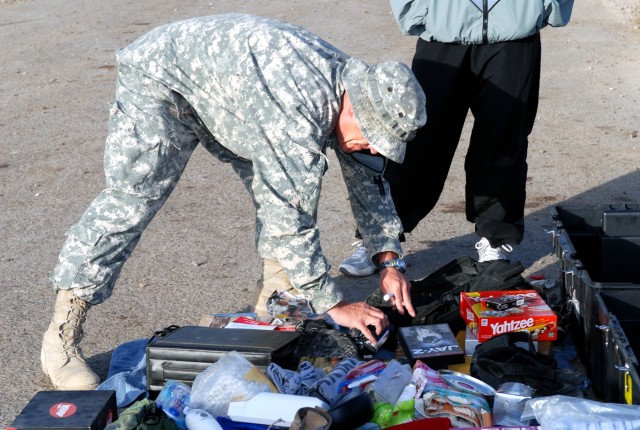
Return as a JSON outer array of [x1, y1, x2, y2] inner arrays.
[[337, 59, 427, 165]]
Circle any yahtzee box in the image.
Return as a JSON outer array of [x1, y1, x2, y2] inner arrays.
[[460, 290, 557, 342]]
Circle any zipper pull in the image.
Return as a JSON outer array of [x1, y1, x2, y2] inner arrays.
[[374, 175, 385, 196]]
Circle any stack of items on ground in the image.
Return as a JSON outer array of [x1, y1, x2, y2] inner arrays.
[[11, 285, 640, 430], [11, 204, 640, 430]]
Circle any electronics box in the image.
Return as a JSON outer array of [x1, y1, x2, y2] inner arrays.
[[146, 326, 300, 391], [551, 204, 640, 361], [8, 390, 117, 430], [460, 290, 557, 342], [591, 289, 640, 404]]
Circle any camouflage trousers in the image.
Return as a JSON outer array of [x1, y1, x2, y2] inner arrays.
[[50, 64, 252, 304]]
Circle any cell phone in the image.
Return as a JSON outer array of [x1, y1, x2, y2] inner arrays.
[[351, 325, 393, 355]]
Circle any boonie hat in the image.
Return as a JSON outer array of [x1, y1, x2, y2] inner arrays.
[[342, 58, 427, 163]]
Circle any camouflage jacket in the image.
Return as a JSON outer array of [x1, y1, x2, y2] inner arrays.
[[116, 14, 403, 312]]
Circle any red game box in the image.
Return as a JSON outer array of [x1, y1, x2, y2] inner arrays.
[[460, 290, 557, 342]]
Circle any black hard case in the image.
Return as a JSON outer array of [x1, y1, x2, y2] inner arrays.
[[146, 326, 300, 391], [592, 290, 640, 404], [551, 205, 640, 354], [9, 390, 117, 430]]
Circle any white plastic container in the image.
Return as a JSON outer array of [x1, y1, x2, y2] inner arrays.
[[227, 392, 328, 427]]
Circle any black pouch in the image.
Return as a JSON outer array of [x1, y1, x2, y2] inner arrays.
[[470, 332, 584, 398], [293, 319, 360, 360]]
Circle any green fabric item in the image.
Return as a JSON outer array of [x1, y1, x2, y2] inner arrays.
[[105, 399, 179, 430]]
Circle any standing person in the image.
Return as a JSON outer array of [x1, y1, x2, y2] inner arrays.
[[339, 0, 574, 276], [41, 13, 425, 391]]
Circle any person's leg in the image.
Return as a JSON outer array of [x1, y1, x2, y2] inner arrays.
[[465, 35, 541, 249], [43, 66, 200, 389], [254, 259, 301, 319], [386, 39, 472, 233]]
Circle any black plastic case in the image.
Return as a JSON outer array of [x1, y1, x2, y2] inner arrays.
[[146, 326, 300, 391], [592, 290, 640, 404], [551, 205, 640, 350]]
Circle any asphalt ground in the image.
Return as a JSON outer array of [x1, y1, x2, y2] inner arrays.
[[1, 0, 639, 425]]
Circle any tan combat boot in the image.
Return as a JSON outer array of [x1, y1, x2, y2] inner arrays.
[[254, 259, 301, 320], [41, 289, 100, 390]]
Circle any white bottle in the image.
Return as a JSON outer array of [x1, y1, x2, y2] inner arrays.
[[184, 408, 223, 430], [227, 392, 329, 427]]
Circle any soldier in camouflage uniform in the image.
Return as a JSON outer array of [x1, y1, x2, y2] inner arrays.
[[41, 13, 426, 390]]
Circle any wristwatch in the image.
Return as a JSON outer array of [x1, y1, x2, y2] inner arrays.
[[376, 257, 407, 273]]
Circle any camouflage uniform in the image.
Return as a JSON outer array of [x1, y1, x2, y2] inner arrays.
[[51, 14, 406, 314]]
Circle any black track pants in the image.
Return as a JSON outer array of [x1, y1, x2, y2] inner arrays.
[[386, 34, 541, 245]]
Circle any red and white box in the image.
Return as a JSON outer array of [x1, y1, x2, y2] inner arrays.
[[460, 290, 557, 342]]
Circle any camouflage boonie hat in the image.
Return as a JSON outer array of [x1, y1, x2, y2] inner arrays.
[[342, 58, 427, 163]]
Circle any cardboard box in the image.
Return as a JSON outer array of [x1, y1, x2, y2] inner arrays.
[[9, 390, 117, 430], [460, 290, 557, 342]]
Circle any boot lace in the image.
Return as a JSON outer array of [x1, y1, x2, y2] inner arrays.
[[58, 297, 90, 359]]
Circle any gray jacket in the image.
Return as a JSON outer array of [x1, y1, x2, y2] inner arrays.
[[116, 14, 403, 312], [390, 0, 574, 44]]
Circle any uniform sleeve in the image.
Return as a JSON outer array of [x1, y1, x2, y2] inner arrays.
[[334, 145, 404, 261], [390, 0, 429, 36]]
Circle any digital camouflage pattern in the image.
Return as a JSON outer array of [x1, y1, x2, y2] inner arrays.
[[51, 13, 406, 314]]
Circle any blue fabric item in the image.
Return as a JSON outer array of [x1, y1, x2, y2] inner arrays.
[[266, 361, 325, 396], [552, 334, 577, 369], [312, 357, 363, 406], [97, 338, 149, 408], [216, 416, 269, 430]]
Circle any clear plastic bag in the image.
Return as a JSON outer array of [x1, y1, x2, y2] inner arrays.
[[188, 351, 276, 418], [522, 395, 640, 429]]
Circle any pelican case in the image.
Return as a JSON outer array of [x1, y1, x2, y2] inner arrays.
[[591, 289, 640, 404], [551, 205, 640, 350], [146, 325, 300, 391]]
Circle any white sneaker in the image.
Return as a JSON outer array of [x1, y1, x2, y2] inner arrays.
[[475, 237, 513, 263], [339, 241, 376, 276]]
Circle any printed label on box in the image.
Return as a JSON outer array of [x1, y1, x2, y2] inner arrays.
[[460, 290, 557, 342]]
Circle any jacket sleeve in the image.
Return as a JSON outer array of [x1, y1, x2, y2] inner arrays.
[[543, 0, 574, 27], [390, 0, 429, 36]]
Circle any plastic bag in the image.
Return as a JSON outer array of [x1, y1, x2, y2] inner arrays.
[[522, 395, 640, 429], [188, 351, 276, 418]]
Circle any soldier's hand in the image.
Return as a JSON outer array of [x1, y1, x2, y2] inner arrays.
[[326, 301, 388, 345], [379, 268, 415, 318]]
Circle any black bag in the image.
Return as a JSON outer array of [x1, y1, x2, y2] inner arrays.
[[293, 319, 361, 359], [470, 332, 584, 397], [367, 256, 530, 332]]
